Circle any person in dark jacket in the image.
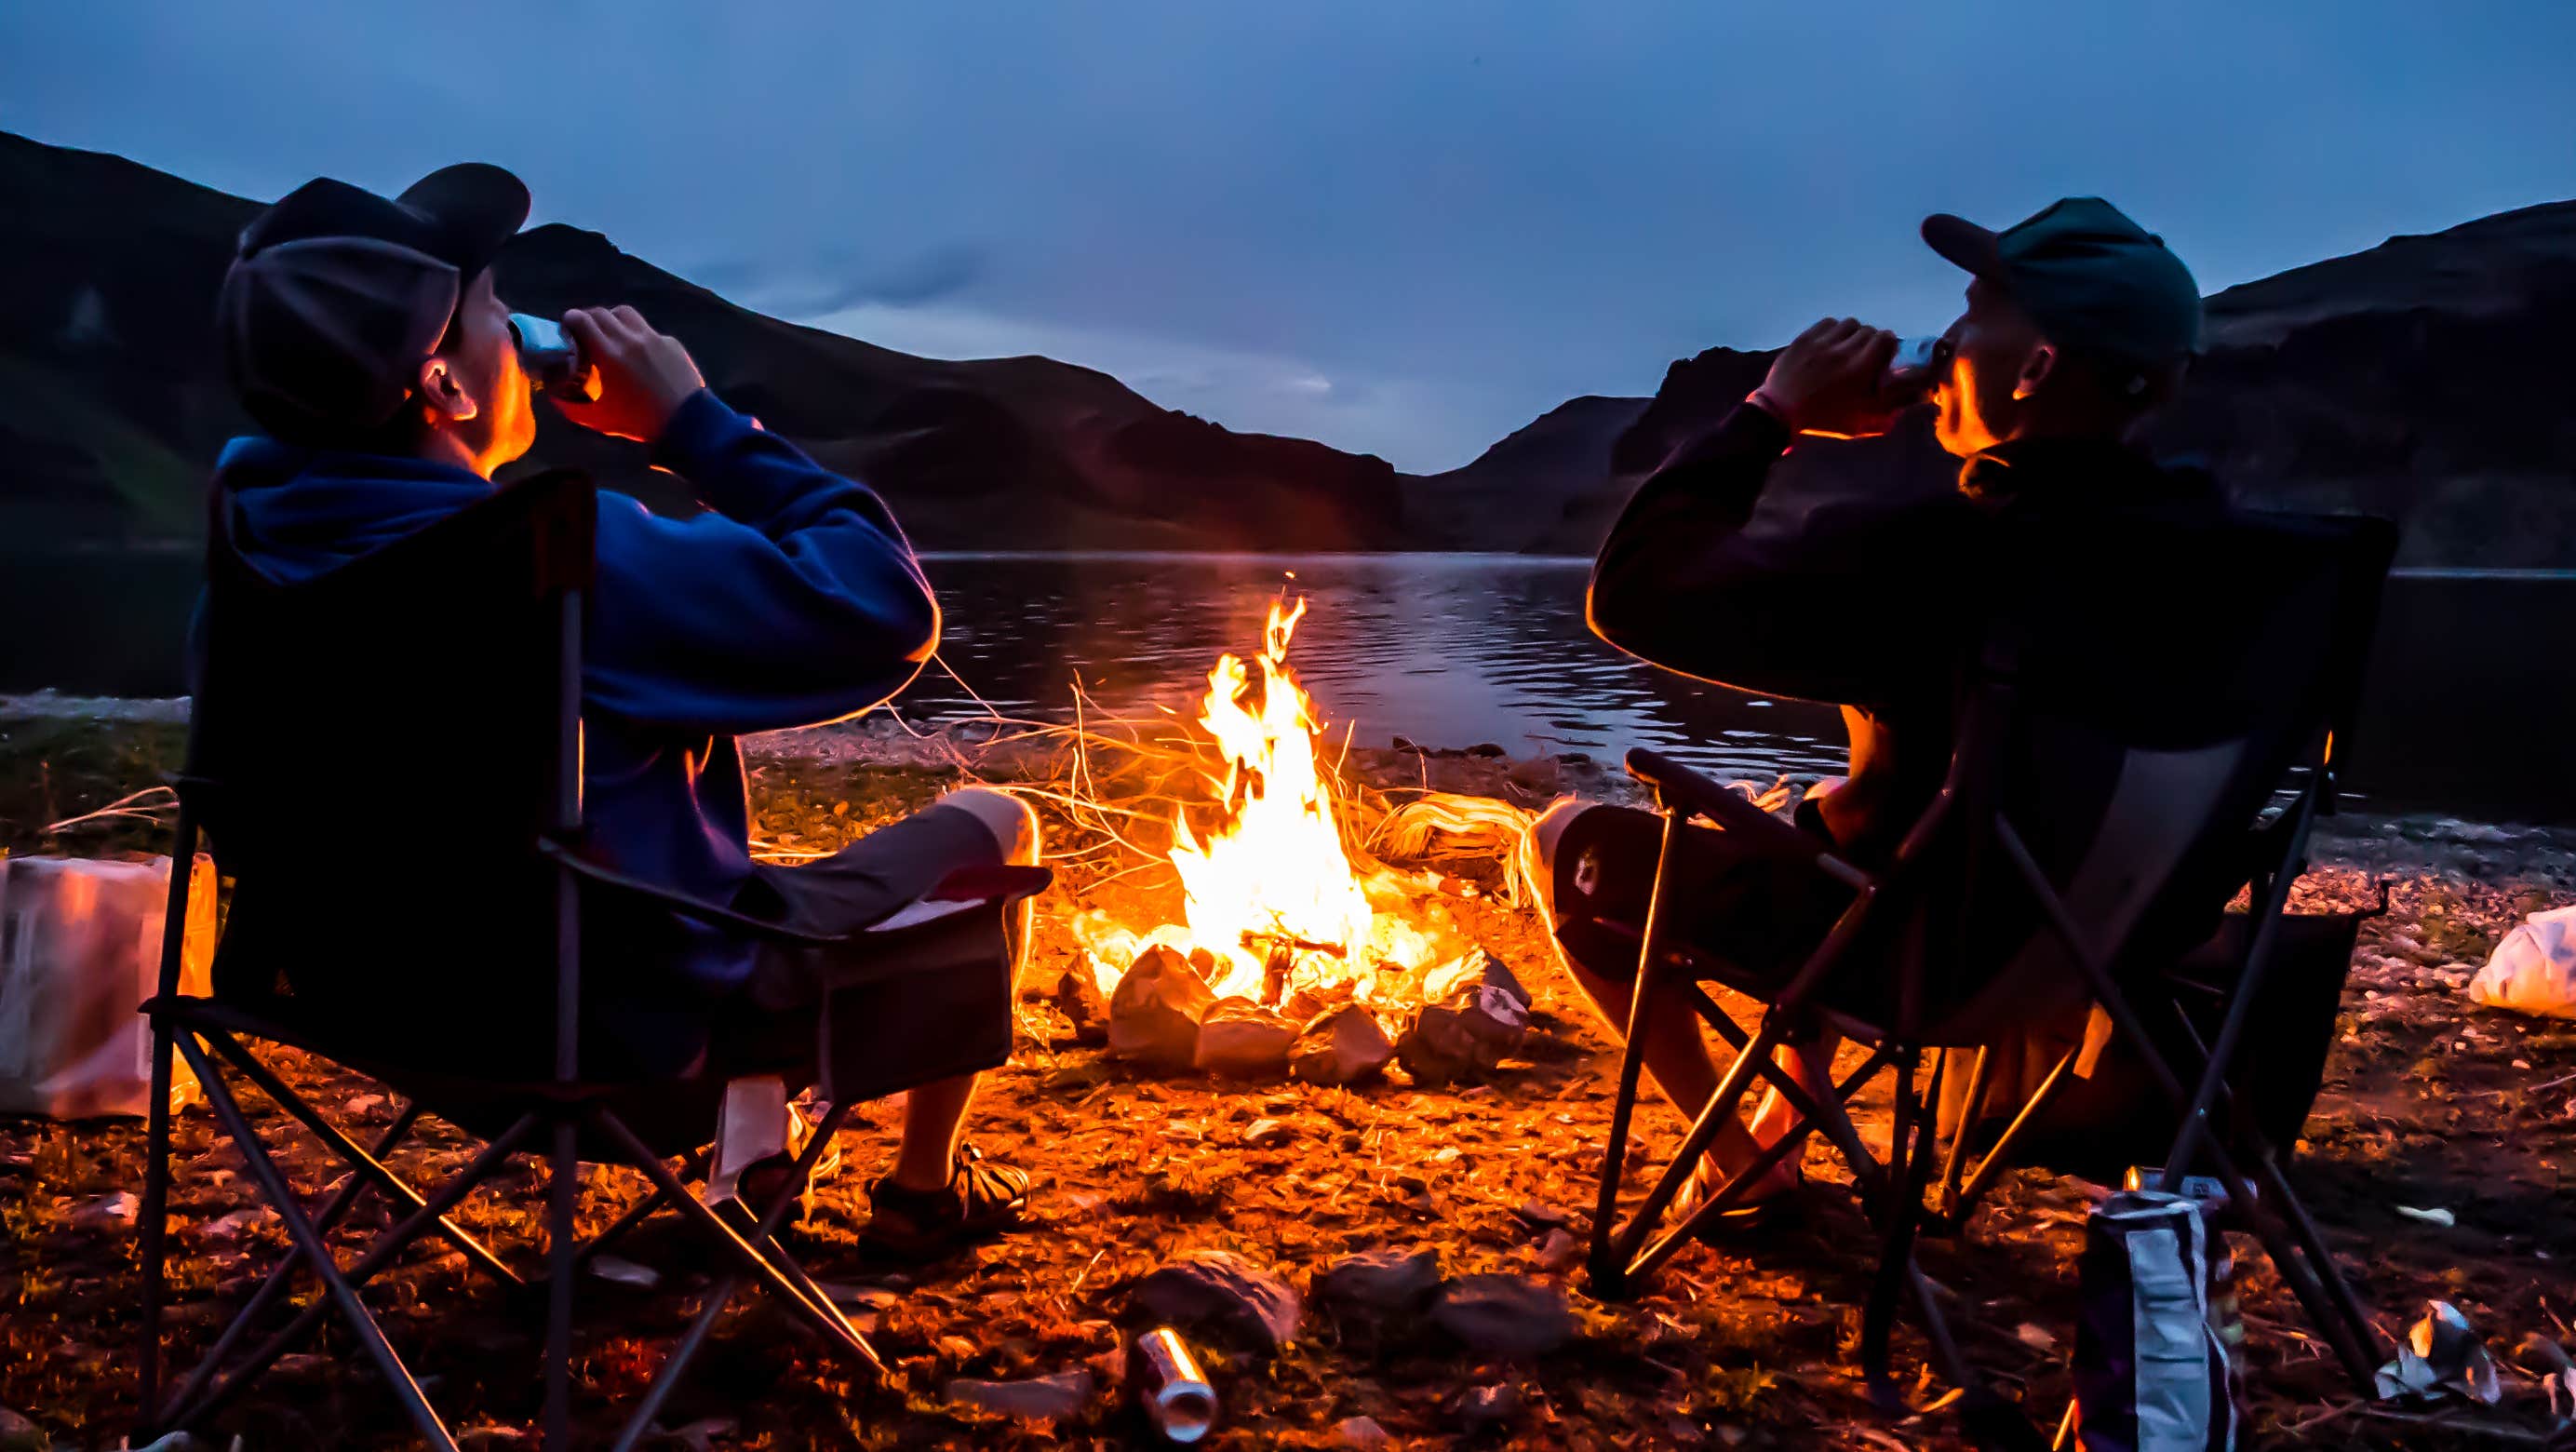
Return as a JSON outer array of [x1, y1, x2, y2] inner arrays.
[[1527, 197, 2211, 1223], [208, 163, 1031, 1258]]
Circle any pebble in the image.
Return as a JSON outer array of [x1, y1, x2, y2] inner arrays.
[[1334, 1415, 1390, 1448], [946, 1368, 1093, 1422], [1134, 1249, 1304, 1351]]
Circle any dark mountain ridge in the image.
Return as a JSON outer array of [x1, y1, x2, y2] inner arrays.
[[4, 129, 2569, 567]]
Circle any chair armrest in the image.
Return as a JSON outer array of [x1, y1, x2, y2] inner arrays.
[[1624, 748, 1872, 890], [537, 838, 846, 947], [537, 840, 1054, 948]]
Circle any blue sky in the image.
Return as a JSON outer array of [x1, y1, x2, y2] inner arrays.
[[7, 3, 2571, 470]]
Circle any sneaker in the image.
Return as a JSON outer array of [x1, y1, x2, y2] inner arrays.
[[859, 1144, 1031, 1261]]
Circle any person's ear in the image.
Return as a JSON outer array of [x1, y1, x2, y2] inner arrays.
[[2012, 342, 2058, 401], [415, 356, 480, 424]]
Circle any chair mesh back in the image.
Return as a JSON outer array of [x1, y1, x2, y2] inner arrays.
[[1903, 507, 2395, 1047], [187, 470, 595, 1069]]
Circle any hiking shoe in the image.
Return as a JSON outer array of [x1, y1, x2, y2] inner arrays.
[[859, 1144, 1031, 1261]]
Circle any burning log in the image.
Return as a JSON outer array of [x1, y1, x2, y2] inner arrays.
[[1421, 948, 1529, 1007], [1194, 997, 1301, 1077], [1287, 1003, 1397, 1087], [1107, 945, 1216, 1069]]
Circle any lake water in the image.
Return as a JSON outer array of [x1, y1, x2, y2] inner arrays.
[[6, 549, 2572, 821]]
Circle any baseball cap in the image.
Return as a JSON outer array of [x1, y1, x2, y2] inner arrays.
[[1921, 197, 2204, 371], [218, 163, 531, 435]]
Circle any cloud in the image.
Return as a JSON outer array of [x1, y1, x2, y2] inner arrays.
[[691, 241, 990, 318]]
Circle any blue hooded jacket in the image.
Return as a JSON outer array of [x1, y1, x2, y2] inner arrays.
[[207, 388, 938, 1017]]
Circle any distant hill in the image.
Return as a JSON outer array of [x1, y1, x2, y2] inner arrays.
[[4, 128, 2569, 566], [0, 130, 1407, 552], [1422, 201, 2576, 566]]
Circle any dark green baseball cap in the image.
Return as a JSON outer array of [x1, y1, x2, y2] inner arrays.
[[1922, 196, 2205, 369]]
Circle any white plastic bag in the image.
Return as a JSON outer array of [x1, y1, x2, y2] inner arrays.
[[0, 854, 215, 1118], [2465, 905, 2576, 1019]]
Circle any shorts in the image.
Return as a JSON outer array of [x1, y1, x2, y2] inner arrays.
[[704, 801, 1018, 1082], [1541, 801, 1855, 993]]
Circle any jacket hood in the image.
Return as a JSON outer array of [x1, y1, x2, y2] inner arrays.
[[212, 435, 498, 585]]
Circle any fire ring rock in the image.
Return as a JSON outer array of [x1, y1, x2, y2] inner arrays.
[[1429, 1273, 1579, 1359], [1133, 1250, 1304, 1353], [1317, 1247, 1443, 1315], [1194, 997, 1300, 1077], [1422, 949, 1530, 1008], [1107, 945, 1216, 1069], [1397, 985, 1529, 1084], [1289, 1003, 1397, 1086], [1053, 959, 1111, 1046]]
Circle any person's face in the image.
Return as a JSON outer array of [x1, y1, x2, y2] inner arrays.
[[1931, 276, 2049, 458], [418, 270, 535, 477]]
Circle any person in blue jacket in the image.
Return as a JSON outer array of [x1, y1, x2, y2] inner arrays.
[[209, 162, 1031, 1259]]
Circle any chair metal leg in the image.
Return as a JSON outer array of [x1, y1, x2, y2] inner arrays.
[[177, 1035, 460, 1452], [160, 1104, 424, 1428], [1943, 1046, 2081, 1226], [544, 1117, 580, 1450], [138, 1017, 180, 1431], [1587, 810, 1692, 1299], [197, 1028, 522, 1288], [606, 1101, 875, 1452], [1934, 1046, 1991, 1217], [167, 1112, 535, 1434]]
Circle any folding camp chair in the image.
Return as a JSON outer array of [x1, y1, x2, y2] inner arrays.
[[1577, 507, 2396, 1432], [133, 468, 1049, 1450]]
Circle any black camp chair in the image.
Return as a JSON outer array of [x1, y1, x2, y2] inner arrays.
[[135, 468, 1049, 1450], [1576, 507, 2396, 1431]]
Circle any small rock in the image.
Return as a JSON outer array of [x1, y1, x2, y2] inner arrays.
[[1397, 985, 1528, 1083], [198, 1207, 271, 1242], [946, 1368, 1094, 1422], [74, 1190, 139, 1230], [1289, 1003, 1397, 1087], [1534, 1229, 1584, 1271], [656, 1418, 738, 1452], [588, 1255, 661, 1289], [937, 1334, 978, 1362], [1430, 1274, 1579, 1358], [1512, 1200, 1571, 1230], [1455, 1382, 1526, 1430], [1134, 1250, 1303, 1352], [1195, 998, 1300, 1077], [1107, 946, 1216, 1069], [1043, 1061, 1110, 1092], [1053, 961, 1110, 1046], [1317, 1247, 1442, 1313], [1424, 949, 1531, 1009], [344, 1094, 385, 1116], [0, 1405, 47, 1452], [1334, 1415, 1390, 1448], [1468, 743, 1508, 758], [1242, 1117, 1292, 1148]]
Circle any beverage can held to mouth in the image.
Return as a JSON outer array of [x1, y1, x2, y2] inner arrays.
[[1130, 1326, 1218, 1444], [1882, 334, 1953, 398], [508, 313, 599, 403]]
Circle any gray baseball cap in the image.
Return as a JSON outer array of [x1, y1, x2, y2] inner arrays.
[[1922, 196, 2205, 370], [218, 163, 530, 436]]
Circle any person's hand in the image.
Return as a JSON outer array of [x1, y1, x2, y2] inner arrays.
[[1750, 317, 1905, 439], [551, 305, 707, 443]]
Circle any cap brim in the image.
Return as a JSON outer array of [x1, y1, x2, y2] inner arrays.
[[1922, 213, 2004, 279], [396, 163, 530, 275]]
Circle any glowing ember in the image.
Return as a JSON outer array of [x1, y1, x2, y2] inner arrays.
[[1078, 598, 1450, 1004]]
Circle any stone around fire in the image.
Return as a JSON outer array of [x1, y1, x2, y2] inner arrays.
[[1107, 945, 1216, 1069], [1195, 997, 1300, 1076], [1288, 1002, 1398, 1086]]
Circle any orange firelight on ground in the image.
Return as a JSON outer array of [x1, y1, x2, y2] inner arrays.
[[1078, 597, 1446, 1004]]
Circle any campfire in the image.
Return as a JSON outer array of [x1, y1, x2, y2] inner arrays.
[[1057, 598, 1535, 1085]]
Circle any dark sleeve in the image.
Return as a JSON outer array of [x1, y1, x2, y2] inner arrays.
[[581, 389, 941, 736], [1587, 403, 1971, 709]]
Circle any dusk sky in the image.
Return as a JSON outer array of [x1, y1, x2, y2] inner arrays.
[[7, 3, 2571, 471]]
